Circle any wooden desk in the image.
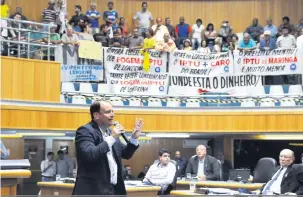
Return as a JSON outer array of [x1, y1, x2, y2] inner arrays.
[[170, 190, 201, 196], [0, 169, 31, 196], [177, 180, 263, 190], [37, 182, 161, 196]]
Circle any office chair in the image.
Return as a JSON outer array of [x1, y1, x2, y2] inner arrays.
[[252, 157, 277, 183]]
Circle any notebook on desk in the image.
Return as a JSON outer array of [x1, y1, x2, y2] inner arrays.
[[0, 159, 30, 170]]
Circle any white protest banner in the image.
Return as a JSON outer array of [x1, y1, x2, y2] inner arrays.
[[234, 48, 303, 75], [104, 47, 167, 73], [169, 50, 233, 76], [61, 64, 104, 81], [169, 74, 262, 96], [106, 72, 169, 95]]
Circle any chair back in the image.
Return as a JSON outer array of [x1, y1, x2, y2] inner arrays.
[[252, 157, 277, 183]]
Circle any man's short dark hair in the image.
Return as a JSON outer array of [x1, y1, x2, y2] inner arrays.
[[113, 30, 120, 35], [196, 19, 202, 24], [90, 100, 102, 119], [108, 1, 114, 5], [283, 16, 290, 22], [57, 150, 64, 155], [75, 5, 81, 11], [47, 152, 54, 156], [142, 2, 147, 7], [159, 148, 170, 156]]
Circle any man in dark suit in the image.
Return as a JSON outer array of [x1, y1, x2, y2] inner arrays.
[[72, 100, 143, 195], [185, 145, 220, 181], [258, 149, 303, 195]]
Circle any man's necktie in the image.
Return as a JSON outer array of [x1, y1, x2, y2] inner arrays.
[[263, 168, 283, 194]]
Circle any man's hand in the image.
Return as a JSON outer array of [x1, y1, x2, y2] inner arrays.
[[111, 123, 125, 139], [197, 175, 206, 181], [131, 118, 143, 139]]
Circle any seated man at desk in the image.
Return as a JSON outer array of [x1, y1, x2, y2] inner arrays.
[[143, 149, 176, 193], [258, 149, 303, 195], [186, 145, 220, 181]]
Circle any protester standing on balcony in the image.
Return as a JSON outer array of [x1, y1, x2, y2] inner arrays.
[[42, 0, 58, 26], [133, 2, 153, 38], [86, 2, 100, 35], [103, 1, 119, 31]]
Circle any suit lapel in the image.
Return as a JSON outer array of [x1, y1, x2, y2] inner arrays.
[[204, 156, 209, 174], [194, 156, 199, 174], [90, 121, 104, 141], [281, 165, 292, 183]]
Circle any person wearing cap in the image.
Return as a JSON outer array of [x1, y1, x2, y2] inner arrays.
[[42, 0, 58, 24], [218, 20, 233, 40], [259, 30, 276, 51], [103, 1, 119, 31], [245, 18, 263, 42], [41, 24, 61, 61], [183, 39, 192, 51], [278, 16, 295, 36]]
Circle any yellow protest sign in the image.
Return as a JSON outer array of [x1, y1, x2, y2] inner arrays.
[[78, 40, 103, 60]]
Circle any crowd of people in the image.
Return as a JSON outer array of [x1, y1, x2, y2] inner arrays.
[[1, 0, 303, 60]]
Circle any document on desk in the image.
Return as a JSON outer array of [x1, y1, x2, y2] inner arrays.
[[201, 188, 239, 195], [124, 180, 153, 187]]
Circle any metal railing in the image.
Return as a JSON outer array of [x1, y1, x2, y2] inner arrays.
[[0, 17, 58, 60]]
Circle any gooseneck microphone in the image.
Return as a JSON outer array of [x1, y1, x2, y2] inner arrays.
[[114, 121, 129, 143]]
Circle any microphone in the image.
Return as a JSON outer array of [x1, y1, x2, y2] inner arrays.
[[114, 121, 129, 143]]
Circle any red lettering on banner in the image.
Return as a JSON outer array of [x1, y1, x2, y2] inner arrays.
[[211, 59, 230, 67], [268, 57, 298, 64], [243, 58, 260, 64], [150, 59, 163, 66], [179, 60, 200, 67], [116, 57, 141, 64], [120, 80, 140, 85]]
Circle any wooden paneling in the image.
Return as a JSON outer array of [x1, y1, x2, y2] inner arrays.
[[2, 104, 303, 132], [53, 140, 76, 158], [1, 57, 61, 102], [123, 138, 195, 176], [0, 138, 24, 159], [6, 0, 303, 33]]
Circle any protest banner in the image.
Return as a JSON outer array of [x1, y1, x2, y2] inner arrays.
[[78, 40, 103, 60], [234, 48, 303, 75], [168, 74, 262, 96], [169, 50, 233, 76], [61, 64, 104, 81], [106, 71, 169, 95], [104, 47, 167, 73]]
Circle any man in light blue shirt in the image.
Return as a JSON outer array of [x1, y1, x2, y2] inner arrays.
[[264, 18, 278, 41], [0, 140, 9, 159], [238, 33, 257, 51]]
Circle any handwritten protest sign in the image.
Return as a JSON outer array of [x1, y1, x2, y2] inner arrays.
[[169, 50, 233, 76], [104, 47, 167, 73], [79, 40, 103, 60], [106, 72, 169, 95], [61, 64, 104, 81], [234, 48, 303, 75], [168, 74, 262, 96]]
